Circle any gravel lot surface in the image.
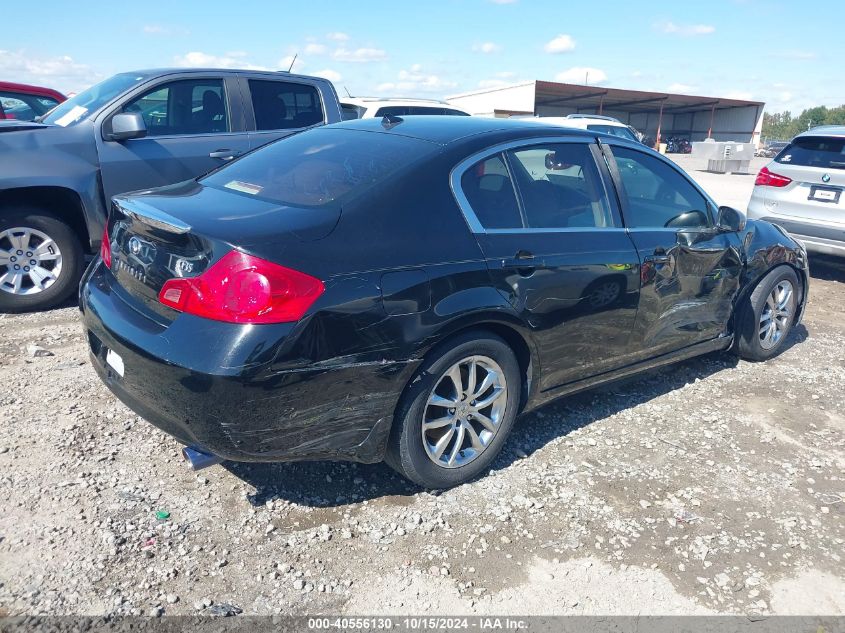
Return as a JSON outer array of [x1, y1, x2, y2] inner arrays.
[[1, 165, 844, 617]]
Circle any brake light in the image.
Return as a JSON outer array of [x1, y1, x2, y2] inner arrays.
[[100, 224, 112, 269], [755, 166, 792, 187], [158, 250, 324, 324]]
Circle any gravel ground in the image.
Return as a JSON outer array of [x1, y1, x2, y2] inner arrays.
[[1, 167, 844, 617]]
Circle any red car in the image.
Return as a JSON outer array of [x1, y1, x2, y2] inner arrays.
[[0, 81, 66, 121]]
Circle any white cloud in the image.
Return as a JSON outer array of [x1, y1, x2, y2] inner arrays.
[[771, 50, 817, 60], [723, 90, 754, 100], [0, 49, 101, 94], [332, 47, 388, 63], [655, 21, 715, 36], [544, 34, 576, 54], [473, 42, 501, 54], [326, 32, 350, 41], [377, 64, 457, 95], [312, 69, 342, 83], [497, 71, 516, 78], [174, 51, 270, 71], [555, 67, 607, 85], [667, 82, 697, 93], [304, 43, 327, 55]]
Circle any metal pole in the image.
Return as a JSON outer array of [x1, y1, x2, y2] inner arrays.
[[656, 101, 665, 150], [708, 103, 716, 139]]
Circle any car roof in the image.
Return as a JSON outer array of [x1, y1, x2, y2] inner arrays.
[[0, 81, 66, 100], [330, 115, 599, 145], [343, 97, 452, 106], [523, 116, 627, 127], [797, 125, 845, 139], [122, 68, 331, 83]]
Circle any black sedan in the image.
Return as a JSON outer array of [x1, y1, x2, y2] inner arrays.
[[80, 116, 809, 488]]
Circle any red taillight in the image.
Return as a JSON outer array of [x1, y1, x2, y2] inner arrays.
[[100, 224, 112, 269], [755, 166, 792, 188], [158, 250, 324, 324]]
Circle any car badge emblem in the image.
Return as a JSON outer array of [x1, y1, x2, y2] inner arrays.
[[128, 237, 143, 255], [822, 173, 831, 183], [174, 258, 195, 276]]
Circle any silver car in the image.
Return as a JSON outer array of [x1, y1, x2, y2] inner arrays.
[[748, 126, 845, 256]]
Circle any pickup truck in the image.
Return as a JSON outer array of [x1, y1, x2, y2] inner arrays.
[[0, 68, 342, 312]]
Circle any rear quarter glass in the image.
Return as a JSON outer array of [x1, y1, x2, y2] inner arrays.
[[201, 127, 440, 208]]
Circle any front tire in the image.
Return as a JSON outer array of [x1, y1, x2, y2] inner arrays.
[[386, 331, 521, 489], [736, 265, 800, 361], [0, 208, 84, 313]]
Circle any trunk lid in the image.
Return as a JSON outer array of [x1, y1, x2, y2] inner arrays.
[[108, 180, 340, 320]]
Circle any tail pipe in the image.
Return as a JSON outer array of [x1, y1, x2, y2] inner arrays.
[[181, 446, 224, 471]]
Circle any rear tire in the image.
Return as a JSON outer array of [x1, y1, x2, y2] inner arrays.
[[0, 208, 84, 313], [385, 331, 521, 489], [736, 265, 800, 362]]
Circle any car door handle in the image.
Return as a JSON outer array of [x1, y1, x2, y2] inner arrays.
[[209, 149, 240, 160], [503, 250, 539, 276], [644, 254, 671, 265]]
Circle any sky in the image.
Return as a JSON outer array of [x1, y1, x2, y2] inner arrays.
[[1, 0, 841, 114]]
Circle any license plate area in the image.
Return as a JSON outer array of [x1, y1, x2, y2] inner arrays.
[[808, 185, 841, 204], [106, 348, 125, 377]]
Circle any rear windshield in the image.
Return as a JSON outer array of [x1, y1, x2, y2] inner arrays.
[[776, 136, 845, 169], [201, 127, 439, 207], [586, 124, 638, 142]]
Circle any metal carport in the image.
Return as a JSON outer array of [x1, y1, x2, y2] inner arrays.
[[446, 80, 765, 147]]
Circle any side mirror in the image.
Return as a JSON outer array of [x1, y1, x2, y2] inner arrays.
[[717, 206, 747, 233], [109, 112, 147, 141]]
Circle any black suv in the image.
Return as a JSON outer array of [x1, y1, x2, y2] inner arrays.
[[0, 69, 342, 312]]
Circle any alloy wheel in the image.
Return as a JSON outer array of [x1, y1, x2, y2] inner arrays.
[[758, 280, 793, 350], [422, 355, 508, 469], [0, 227, 63, 296]]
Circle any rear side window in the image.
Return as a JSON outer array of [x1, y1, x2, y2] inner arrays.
[[0, 92, 59, 121], [375, 106, 469, 117], [507, 143, 614, 229], [122, 79, 229, 135], [201, 127, 437, 207], [460, 155, 523, 229], [249, 80, 324, 130], [776, 137, 845, 169]]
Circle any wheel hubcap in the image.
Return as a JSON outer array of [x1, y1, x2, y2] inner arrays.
[[422, 355, 508, 469], [758, 280, 793, 350], [0, 227, 63, 296]]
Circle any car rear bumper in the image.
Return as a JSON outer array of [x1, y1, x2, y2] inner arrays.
[[748, 207, 845, 257], [80, 262, 418, 464]]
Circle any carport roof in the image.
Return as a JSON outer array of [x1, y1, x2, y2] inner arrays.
[[533, 80, 764, 114]]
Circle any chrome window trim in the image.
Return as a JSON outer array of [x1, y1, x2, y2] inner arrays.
[[449, 136, 617, 234]]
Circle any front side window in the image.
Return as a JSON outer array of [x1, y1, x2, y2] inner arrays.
[[776, 136, 845, 170], [249, 80, 324, 131], [460, 154, 522, 229], [122, 79, 229, 136], [612, 146, 710, 229], [507, 143, 614, 229]]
